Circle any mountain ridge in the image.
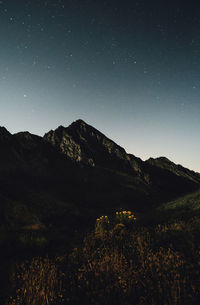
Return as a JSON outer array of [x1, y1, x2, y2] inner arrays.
[[44, 119, 200, 183], [0, 119, 199, 233]]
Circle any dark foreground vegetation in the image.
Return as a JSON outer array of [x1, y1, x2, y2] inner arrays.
[[4, 192, 200, 305]]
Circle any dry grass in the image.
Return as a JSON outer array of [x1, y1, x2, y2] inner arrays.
[[6, 214, 200, 305], [7, 256, 66, 305]]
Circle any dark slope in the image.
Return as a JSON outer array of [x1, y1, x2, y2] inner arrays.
[[0, 128, 83, 232], [44, 119, 200, 202], [143, 157, 200, 202], [0, 121, 199, 236], [146, 156, 200, 184]]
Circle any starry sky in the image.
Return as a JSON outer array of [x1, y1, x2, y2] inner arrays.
[[0, 0, 200, 171]]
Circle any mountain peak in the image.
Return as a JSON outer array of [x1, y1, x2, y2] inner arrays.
[[0, 126, 12, 141], [0, 126, 10, 134], [146, 156, 200, 184], [67, 119, 88, 132], [147, 156, 171, 164], [44, 120, 132, 169], [73, 119, 86, 125]]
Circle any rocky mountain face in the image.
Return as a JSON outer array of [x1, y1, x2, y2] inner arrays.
[[44, 119, 200, 195], [44, 119, 141, 173], [0, 120, 199, 233]]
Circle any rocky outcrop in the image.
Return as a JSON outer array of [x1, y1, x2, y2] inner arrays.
[[44, 119, 143, 174]]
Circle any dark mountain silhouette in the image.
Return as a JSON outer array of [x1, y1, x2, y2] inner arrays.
[[44, 119, 141, 171], [0, 120, 199, 235], [146, 156, 200, 184], [44, 120, 200, 200]]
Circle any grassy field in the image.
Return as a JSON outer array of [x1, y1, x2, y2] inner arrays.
[[159, 189, 200, 212]]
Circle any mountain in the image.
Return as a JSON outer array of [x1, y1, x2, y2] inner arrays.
[[0, 120, 199, 238], [146, 156, 200, 184], [44, 119, 141, 171], [44, 120, 200, 200]]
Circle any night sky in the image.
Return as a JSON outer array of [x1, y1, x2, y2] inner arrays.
[[1, 1, 200, 171]]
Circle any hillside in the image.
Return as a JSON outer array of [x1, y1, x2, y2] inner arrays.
[[0, 119, 199, 237], [44, 119, 200, 203], [157, 189, 200, 219]]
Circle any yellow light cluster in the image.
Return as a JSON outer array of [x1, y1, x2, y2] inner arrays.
[[96, 215, 110, 223], [116, 210, 136, 221]]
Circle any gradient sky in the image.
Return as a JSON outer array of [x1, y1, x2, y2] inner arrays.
[[0, 0, 200, 171]]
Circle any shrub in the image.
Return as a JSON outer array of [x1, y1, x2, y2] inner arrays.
[[7, 212, 200, 305]]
